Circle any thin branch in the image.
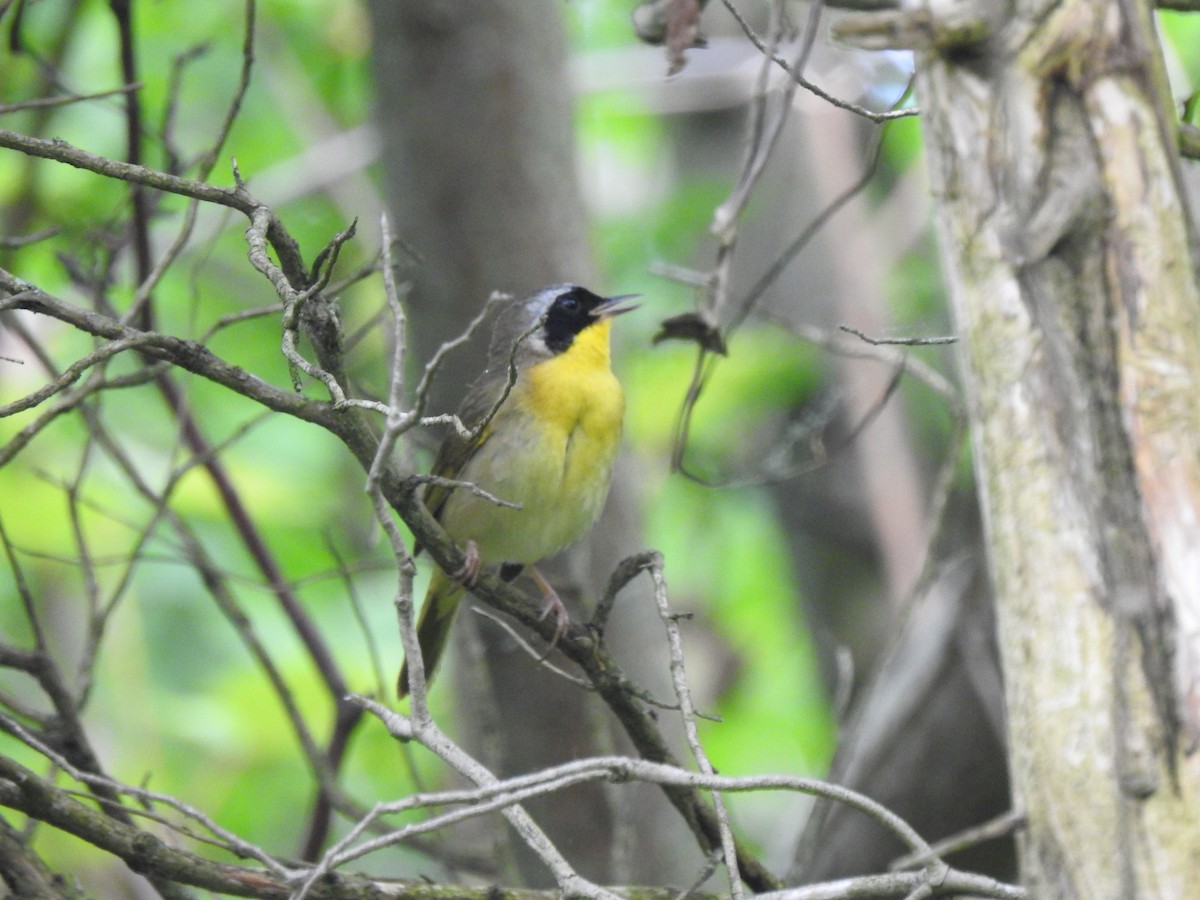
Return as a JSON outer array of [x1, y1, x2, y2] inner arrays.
[[0, 127, 235, 203], [326, 534, 388, 697], [722, 0, 918, 124], [0, 83, 142, 115], [109, 0, 154, 327], [469, 606, 594, 689], [193, 0, 257, 178], [667, 112, 900, 486], [0, 739, 1028, 899], [0, 334, 158, 417], [890, 809, 1026, 871], [755, 871, 1023, 899], [0, 713, 290, 877], [198, 303, 282, 344], [1, 280, 340, 429], [336, 704, 617, 900], [0, 228, 60, 250], [593, 550, 661, 633], [732, 118, 894, 332], [0, 513, 48, 653], [0, 343, 165, 470], [646, 553, 743, 898], [839, 325, 957, 346], [0, 128, 308, 286], [713, 0, 826, 237]]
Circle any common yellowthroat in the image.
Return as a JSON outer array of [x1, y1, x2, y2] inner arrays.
[[398, 284, 637, 697]]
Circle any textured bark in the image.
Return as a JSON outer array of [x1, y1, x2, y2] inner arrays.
[[0, 814, 80, 899], [910, 0, 1200, 895]]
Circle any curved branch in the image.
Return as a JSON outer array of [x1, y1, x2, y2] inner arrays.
[[0, 282, 337, 429], [0, 128, 307, 287]]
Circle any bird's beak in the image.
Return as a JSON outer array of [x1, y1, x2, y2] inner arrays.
[[592, 293, 641, 319]]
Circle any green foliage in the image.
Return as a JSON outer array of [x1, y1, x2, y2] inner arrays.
[[877, 112, 924, 191], [1161, 10, 1200, 101]]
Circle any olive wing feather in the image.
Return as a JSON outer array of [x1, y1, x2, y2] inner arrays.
[[419, 368, 510, 537]]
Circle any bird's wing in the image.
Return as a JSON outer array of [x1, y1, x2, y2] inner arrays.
[[419, 369, 508, 535]]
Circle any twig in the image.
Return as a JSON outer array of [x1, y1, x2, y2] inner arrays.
[[0, 713, 290, 876], [668, 115, 901, 486], [675, 849, 724, 900], [0, 515, 49, 653], [754, 870, 1023, 899], [890, 809, 1026, 872], [469, 606, 594, 689], [469, 309, 547, 443], [0, 83, 142, 115], [732, 118, 894, 332], [0, 228, 59, 249], [0, 128, 309, 286], [409, 290, 510, 422], [244, 207, 346, 401], [0, 346, 164, 469], [326, 535, 388, 697], [343, 698, 620, 900], [839, 325, 957, 346], [593, 550, 662, 633], [713, 0, 826, 237], [722, 0, 919, 124], [198, 303, 282, 344], [646, 553, 743, 898], [0, 334, 158, 417], [194, 0, 258, 178], [109, 0, 154, 333], [356, 236, 428, 716]]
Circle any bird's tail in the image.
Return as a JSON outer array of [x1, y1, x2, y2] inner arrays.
[[397, 568, 464, 698]]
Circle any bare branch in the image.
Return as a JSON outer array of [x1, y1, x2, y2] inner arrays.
[[722, 0, 918, 124], [0, 128, 308, 286], [839, 325, 957, 347], [0, 84, 142, 116], [1, 278, 338, 428], [646, 553, 742, 898], [346, 697, 620, 900], [0, 334, 158, 417]]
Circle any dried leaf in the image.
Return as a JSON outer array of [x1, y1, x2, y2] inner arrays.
[[652, 312, 727, 355]]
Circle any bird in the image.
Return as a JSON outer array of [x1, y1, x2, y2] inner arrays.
[[398, 284, 638, 697]]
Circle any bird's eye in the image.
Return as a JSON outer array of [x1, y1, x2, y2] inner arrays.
[[557, 294, 580, 313]]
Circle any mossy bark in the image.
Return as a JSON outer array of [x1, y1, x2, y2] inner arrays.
[[915, 1, 1200, 895]]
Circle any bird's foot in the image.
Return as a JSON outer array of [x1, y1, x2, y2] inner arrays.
[[529, 566, 569, 658], [451, 540, 482, 587]]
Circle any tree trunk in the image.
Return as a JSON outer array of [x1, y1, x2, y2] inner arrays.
[[852, 1, 1200, 895]]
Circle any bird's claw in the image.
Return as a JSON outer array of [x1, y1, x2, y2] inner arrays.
[[451, 540, 482, 587], [528, 566, 569, 660], [536, 592, 569, 660]]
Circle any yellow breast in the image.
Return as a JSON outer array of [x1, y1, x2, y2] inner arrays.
[[438, 320, 624, 563], [523, 319, 622, 441]]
